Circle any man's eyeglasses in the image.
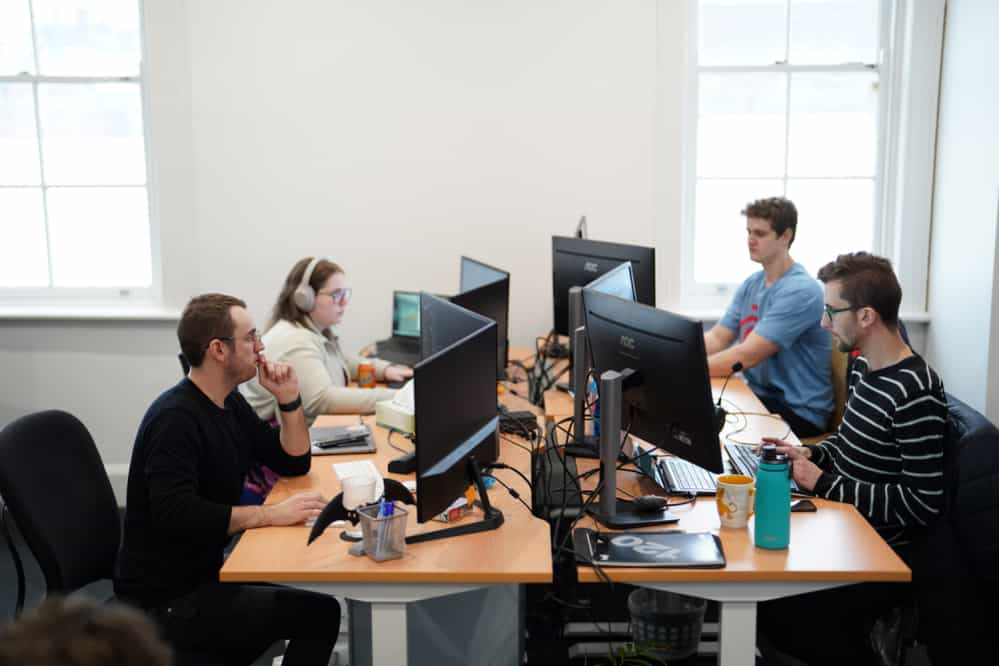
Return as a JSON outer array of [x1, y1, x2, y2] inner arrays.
[[317, 287, 352, 303], [211, 330, 262, 348], [823, 304, 862, 320]]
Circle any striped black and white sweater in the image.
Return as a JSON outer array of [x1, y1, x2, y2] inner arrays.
[[804, 353, 947, 552]]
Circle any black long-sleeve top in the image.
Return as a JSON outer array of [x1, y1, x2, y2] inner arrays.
[[114, 378, 310, 607]]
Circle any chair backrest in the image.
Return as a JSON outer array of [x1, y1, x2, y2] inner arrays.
[[0, 410, 121, 594], [945, 393, 999, 580], [829, 346, 849, 430], [912, 393, 999, 660]]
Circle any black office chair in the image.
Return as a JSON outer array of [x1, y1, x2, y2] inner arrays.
[[909, 393, 999, 663], [0, 410, 120, 617]]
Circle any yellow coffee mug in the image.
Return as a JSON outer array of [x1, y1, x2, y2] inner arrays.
[[716, 474, 755, 528]]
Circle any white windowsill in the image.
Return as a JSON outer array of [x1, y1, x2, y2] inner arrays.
[[0, 304, 182, 322]]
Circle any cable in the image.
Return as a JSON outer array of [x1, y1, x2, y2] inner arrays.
[[386, 429, 412, 454], [487, 461, 532, 491], [498, 433, 533, 455], [488, 475, 532, 513]]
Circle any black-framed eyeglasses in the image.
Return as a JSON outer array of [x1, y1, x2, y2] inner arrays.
[[317, 287, 352, 303], [823, 304, 862, 320], [209, 330, 261, 349]]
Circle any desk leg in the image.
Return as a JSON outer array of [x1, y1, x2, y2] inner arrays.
[[718, 600, 756, 666], [370, 602, 408, 664]]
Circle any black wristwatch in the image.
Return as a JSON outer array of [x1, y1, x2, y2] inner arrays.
[[278, 395, 302, 412]]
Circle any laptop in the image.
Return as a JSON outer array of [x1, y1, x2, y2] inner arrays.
[[375, 291, 422, 366], [653, 443, 810, 496], [310, 423, 376, 455]]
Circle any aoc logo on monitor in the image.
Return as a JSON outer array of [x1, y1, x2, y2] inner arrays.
[[619, 335, 636, 351], [583, 261, 599, 273]]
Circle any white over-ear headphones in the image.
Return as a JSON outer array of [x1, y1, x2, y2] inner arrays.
[[292, 257, 322, 312]]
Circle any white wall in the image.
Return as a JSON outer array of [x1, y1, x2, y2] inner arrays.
[[924, 0, 999, 419], [1, 0, 677, 495]]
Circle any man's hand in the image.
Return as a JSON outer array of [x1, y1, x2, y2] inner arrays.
[[385, 365, 413, 383], [758, 436, 811, 460], [257, 354, 300, 404], [790, 458, 823, 492], [263, 492, 327, 526]]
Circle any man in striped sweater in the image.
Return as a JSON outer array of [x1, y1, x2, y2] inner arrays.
[[767, 251, 947, 558], [759, 252, 946, 665]]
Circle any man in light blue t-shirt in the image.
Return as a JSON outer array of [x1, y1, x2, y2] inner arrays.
[[704, 197, 832, 437]]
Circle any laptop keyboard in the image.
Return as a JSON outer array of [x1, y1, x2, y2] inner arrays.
[[725, 443, 759, 477], [657, 457, 718, 495]]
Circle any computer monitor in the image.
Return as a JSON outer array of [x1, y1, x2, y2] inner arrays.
[[551, 236, 655, 336], [582, 288, 721, 527], [583, 289, 721, 473], [392, 291, 421, 338], [564, 262, 638, 458], [452, 257, 510, 380], [410, 293, 503, 541]]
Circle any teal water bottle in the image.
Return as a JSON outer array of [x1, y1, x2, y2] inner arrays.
[[754, 445, 790, 550]]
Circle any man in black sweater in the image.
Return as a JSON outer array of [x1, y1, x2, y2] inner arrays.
[[115, 294, 340, 665], [758, 253, 947, 665]]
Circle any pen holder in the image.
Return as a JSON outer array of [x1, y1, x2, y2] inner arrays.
[[357, 503, 408, 562]]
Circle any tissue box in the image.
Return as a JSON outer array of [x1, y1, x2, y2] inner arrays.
[[376, 399, 414, 435]]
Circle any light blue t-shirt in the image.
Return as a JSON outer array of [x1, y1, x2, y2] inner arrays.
[[719, 263, 833, 430]]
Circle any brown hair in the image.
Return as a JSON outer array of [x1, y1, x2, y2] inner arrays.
[[742, 197, 798, 248], [177, 293, 246, 368], [0, 596, 171, 666], [268, 257, 345, 333], [817, 252, 902, 328]]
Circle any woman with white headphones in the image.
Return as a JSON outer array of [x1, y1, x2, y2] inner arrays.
[[242, 257, 413, 425]]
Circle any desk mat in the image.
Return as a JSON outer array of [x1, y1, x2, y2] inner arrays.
[[573, 528, 726, 568]]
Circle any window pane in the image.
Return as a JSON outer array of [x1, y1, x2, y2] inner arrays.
[[0, 0, 35, 75], [785, 178, 875, 276], [698, 0, 787, 66], [38, 83, 146, 185], [788, 72, 878, 177], [698, 73, 787, 178], [694, 179, 783, 284], [32, 0, 142, 76], [0, 188, 49, 287], [789, 0, 879, 65], [0, 84, 41, 185], [47, 187, 151, 287]]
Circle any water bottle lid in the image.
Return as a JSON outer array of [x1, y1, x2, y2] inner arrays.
[[760, 444, 787, 464]]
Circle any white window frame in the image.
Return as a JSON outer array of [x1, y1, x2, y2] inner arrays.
[[676, 0, 943, 318], [0, 0, 161, 312]]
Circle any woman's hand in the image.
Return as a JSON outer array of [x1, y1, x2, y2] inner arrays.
[[385, 365, 414, 383]]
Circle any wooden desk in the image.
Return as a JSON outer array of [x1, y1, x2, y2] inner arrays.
[[220, 396, 552, 664], [546, 378, 909, 666]]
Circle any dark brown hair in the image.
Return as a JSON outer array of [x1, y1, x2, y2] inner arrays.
[[742, 197, 798, 248], [817, 252, 901, 328], [268, 257, 345, 333], [177, 293, 246, 368], [0, 597, 171, 666]]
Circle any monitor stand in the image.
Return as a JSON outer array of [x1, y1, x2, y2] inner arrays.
[[406, 458, 505, 544], [564, 325, 599, 458], [587, 369, 679, 529]]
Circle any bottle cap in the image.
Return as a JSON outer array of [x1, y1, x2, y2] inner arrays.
[[760, 444, 788, 464]]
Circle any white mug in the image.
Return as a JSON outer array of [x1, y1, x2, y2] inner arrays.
[[341, 475, 377, 510]]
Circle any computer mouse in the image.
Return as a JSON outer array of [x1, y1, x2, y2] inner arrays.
[[632, 495, 669, 513]]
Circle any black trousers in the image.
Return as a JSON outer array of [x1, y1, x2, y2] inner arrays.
[[757, 394, 825, 439], [757, 581, 908, 666], [149, 582, 340, 666]]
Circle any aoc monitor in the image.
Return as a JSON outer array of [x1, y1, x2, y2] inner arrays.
[[552, 236, 655, 336]]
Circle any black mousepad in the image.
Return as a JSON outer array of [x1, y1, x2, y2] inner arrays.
[[573, 528, 726, 568]]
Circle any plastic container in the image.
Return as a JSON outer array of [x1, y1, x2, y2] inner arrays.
[[754, 445, 791, 550], [357, 502, 408, 561], [627, 588, 707, 661]]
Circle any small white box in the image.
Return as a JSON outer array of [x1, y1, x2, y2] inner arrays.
[[376, 399, 414, 435]]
